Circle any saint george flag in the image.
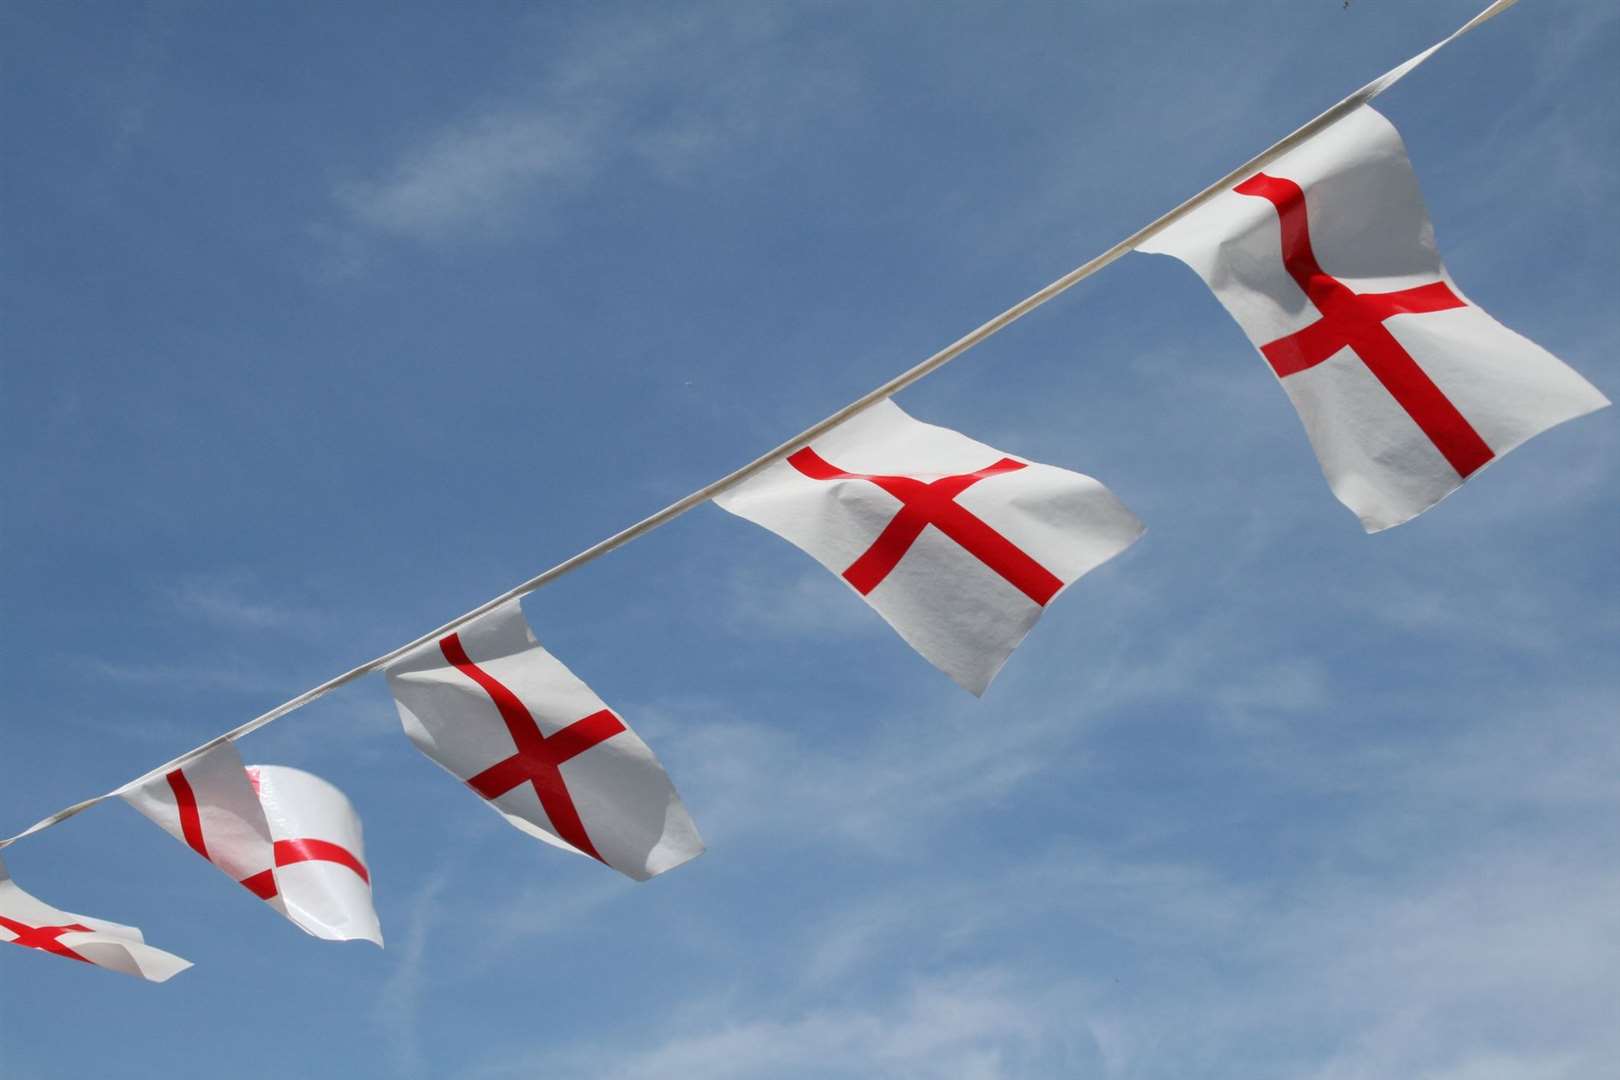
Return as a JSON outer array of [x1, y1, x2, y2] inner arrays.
[[246, 765, 382, 945], [1137, 105, 1608, 532], [120, 742, 381, 945], [385, 601, 703, 881], [713, 399, 1145, 694], [0, 853, 191, 982]]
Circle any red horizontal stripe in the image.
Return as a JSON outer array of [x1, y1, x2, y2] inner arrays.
[[275, 838, 370, 885]]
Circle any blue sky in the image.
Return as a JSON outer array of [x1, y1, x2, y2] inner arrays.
[[3, 1, 1617, 1076]]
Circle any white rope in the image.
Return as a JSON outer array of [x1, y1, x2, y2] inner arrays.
[[0, 0, 1520, 849]]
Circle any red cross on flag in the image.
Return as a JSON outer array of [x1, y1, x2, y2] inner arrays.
[[1138, 106, 1608, 532], [246, 765, 382, 945], [120, 741, 382, 945], [384, 601, 704, 881], [713, 399, 1145, 694], [0, 853, 191, 982]]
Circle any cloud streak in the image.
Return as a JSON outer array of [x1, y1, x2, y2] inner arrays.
[[474, 967, 1081, 1080], [167, 572, 319, 632], [374, 870, 450, 1077], [330, 4, 857, 251]]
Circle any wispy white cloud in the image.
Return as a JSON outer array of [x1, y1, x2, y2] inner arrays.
[[485, 825, 1620, 1080], [83, 656, 289, 696], [328, 4, 858, 254], [719, 564, 888, 641], [338, 110, 599, 242], [1272, 846, 1620, 1080], [1530, 1, 1620, 85], [239, 688, 405, 762], [474, 967, 1083, 1080], [796, 845, 1255, 989], [463, 872, 627, 960], [647, 692, 1079, 856], [167, 572, 314, 632], [374, 869, 450, 1077], [65, 572, 344, 719], [494, 597, 1620, 1077]]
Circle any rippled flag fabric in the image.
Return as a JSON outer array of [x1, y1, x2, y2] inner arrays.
[[0, 853, 191, 982], [713, 399, 1145, 695], [385, 600, 703, 881], [1137, 105, 1608, 531], [120, 742, 381, 944], [247, 765, 382, 945]]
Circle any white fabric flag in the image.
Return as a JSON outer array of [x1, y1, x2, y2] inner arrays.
[[385, 600, 703, 881], [712, 399, 1145, 694], [0, 853, 191, 982], [120, 742, 381, 944], [120, 740, 280, 908], [246, 765, 382, 946], [1137, 105, 1608, 532]]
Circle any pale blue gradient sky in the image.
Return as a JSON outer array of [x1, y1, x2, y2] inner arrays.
[[3, 2, 1617, 1077]]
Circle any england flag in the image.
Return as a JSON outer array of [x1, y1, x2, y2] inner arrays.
[[0, 853, 191, 982], [246, 765, 382, 946], [1137, 105, 1608, 531], [385, 600, 703, 881], [120, 742, 382, 944], [713, 399, 1145, 694]]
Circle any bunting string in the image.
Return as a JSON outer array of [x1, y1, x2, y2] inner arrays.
[[0, 0, 1521, 850]]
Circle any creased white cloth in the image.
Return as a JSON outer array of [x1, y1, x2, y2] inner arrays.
[[713, 399, 1144, 694], [386, 600, 703, 881], [248, 765, 382, 946], [0, 853, 191, 982], [1138, 105, 1607, 531], [120, 742, 381, 944]]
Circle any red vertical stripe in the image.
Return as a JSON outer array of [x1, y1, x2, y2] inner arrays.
[[440, 633, 615, 864], [1234, 171, 1494, 479], [165, 768, 211, 861]]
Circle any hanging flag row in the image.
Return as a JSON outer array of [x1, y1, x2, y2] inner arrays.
[[3, 598, 709, 978], [3, 5, 1608, 982]]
